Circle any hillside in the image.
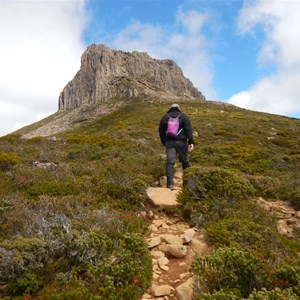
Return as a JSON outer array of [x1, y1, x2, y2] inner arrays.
[[1, 99, 300, 299], [17, 44, 205, 139]]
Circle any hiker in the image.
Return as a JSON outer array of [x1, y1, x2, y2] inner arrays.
[[159, 103, 194, 190]]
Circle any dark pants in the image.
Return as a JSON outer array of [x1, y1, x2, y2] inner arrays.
[[166, 140, 190, 187]]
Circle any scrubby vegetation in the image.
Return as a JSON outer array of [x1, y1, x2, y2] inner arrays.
[[0, 99, 299, 299], [178, 101, 300, 298]]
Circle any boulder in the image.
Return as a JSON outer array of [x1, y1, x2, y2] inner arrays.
[[151, 284, 173, 297], [146, 187, 180, 207], [167, 244, 188, 258], [175, 278, 194, 300]]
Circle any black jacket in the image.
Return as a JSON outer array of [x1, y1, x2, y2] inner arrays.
[[159, 108, 194, 146]]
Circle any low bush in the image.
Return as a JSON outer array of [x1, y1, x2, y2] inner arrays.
[[182, 166, 300, 298], [0, 236, 48, 295], [0, 151, 19, 170], [179, 166, 255, 225], [191, 246, 261, 298], [199, 287, 300, 300], [206, 218, 279, 250], [286, 179, 300, 209], [197, 290, 240, 299], [248, 287, 299, 299], [66, 134, 127, 149], [192, 246, 300, 299], [247, 175, 281, 199], [0, 208, 151, 298]]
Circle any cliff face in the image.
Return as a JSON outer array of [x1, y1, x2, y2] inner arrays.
[[58, 44, 205, 110]]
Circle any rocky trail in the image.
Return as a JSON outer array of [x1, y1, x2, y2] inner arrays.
[[255, 197, 300, 238], [138, 169, 300, 300], [139, 169, 211, 300]]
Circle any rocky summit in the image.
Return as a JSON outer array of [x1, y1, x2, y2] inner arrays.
[[18, 44, 206, 138], [58, 44, 205, 111]]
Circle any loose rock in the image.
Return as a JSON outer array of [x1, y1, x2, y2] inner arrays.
[[151, 284, 173, 297], [167, 245, 188, 258]]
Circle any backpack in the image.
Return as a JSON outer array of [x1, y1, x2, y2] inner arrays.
[[166, 114, 181, 137]]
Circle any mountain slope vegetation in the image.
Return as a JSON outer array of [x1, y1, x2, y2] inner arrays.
[[0, 99, 300, 299]]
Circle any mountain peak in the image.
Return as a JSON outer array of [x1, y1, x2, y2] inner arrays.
[[58, 44, 205, 110]]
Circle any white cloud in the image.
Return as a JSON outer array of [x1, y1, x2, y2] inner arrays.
[[110, 9, 217, 100], [0, 0, 88, 136], [228, 0, 300, 117]]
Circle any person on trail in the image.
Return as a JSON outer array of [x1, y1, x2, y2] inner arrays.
[[159, 103, 194, 190]]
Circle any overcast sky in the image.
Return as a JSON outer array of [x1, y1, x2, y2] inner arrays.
[[0, 0, 299, 137]]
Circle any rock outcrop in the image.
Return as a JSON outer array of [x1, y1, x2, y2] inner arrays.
[[58, 44, 205, 110]]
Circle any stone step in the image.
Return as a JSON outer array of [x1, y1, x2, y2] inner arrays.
[[141, 169, 204, 300], [146, 187, 181, 208]]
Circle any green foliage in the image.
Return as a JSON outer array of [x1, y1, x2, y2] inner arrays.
[[66, 144, 103, 161], [23, 177, 81, 199], [40, 276, 92, 300], [0, 211, 151, 298], [87, 233, 152, 299], [206, 218, 278, 250], [0, 236, 48, 295], [181, 149, 299, 298], [248, 287, 299, 300], [1, 100, 299, 298], [180, 166, 255, 225], [0, 134, 23, 147], [198, 287, 300, 300], [0, 151, 19, 170], [184, 166, 255, 201], [92, 173, 148, 210], [271, 137, 294, 147], [247, 175, 282, 199], [286, 179, 300, 209], [197, 289, 241, 299], [10, 165, 82, 199], [272, 263, 300, 292], [66, 134, 127, 148], [193, 247, 300, 299], [192, 246, 261, 298], [42, 231, 152, 300]]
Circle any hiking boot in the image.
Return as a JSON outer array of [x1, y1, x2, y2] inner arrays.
[[167, 185, 174, 190]]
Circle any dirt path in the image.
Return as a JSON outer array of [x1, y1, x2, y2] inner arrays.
[[140, 169, 211, 300]]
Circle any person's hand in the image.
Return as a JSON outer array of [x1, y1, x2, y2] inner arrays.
[[188, 144, 194, 152]]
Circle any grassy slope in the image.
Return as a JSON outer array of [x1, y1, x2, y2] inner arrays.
[[0, 99, 300, 299]]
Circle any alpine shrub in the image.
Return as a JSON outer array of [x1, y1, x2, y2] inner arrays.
[[191, 246, 261, 298], [180, 166, 255, 225], [248, 287, 299, 300], [0, 151, 19, 170]]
